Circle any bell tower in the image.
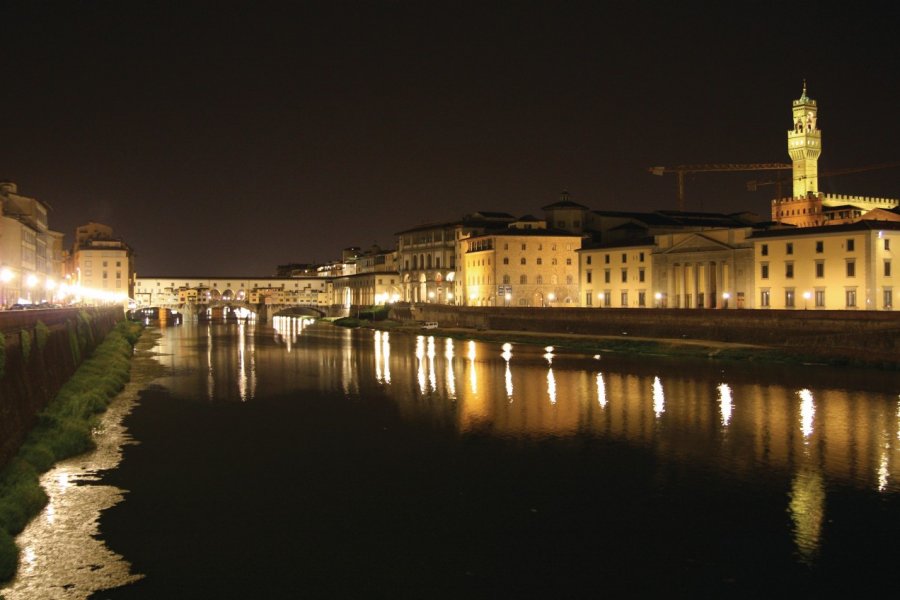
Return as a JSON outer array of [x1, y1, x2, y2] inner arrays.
[[787, 80, 821, 197]]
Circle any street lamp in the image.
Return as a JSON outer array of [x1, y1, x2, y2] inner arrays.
[[504, 292, 511, 307], [722, 292, 730, 309], [547, 292, 555, 307], [803, 291, 811, 310], [654, 292, 663, 308], [26, 273, 38, 304], [46, 278, 57, 304], [597, 292, 604, 308], [1, 268, 13, 307]]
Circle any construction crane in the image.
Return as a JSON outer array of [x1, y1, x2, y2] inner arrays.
[[649, 163, 792, 211], [746, 160, 900, 196]]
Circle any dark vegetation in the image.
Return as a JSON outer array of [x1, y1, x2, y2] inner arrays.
[[0, 319, 142, 582], [333, 305, 392, 329]]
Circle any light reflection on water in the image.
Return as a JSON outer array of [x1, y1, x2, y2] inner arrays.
[[155, 319, 900, 499], [147, 320, 900, 569]]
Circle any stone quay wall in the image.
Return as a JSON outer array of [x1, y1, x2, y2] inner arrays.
[[0, 308, 124, 467], [393, 304, 900, 367]]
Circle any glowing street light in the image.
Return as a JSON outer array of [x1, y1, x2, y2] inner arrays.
[[722, 291, 730, 309], [25, 273, 38, 303], [654, 291, 663, 308], [0, 268, 13, 307], [504, 292, 512, 307], [803, 290, 811, 310]]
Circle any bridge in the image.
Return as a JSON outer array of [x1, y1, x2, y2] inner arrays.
[[150, 300, 326, 322]]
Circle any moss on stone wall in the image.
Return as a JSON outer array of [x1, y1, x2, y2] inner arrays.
[[20, 330, 32, 364], [35, 321, 49, 353]]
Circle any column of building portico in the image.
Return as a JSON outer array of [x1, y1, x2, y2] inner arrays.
[[669, 263, 684, 308], [666, 262, 676, 308], [691, 263, 703, 308], [719, 261, 730, 308]]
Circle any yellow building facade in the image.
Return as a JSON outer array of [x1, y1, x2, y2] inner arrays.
[[463, 220, 581, 307], [578, 242, 656, 308], [751, 221, 898, 310]]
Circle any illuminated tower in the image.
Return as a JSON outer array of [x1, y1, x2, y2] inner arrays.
[[787, 81, 821, 197]]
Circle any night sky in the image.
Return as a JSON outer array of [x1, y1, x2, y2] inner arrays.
[[2, 1, 899, 276]]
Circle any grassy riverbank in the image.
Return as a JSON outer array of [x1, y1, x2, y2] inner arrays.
[[0, 320, 143, 583]]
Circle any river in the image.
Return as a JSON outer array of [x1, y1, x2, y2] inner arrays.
[[4, 318, 900, 597]]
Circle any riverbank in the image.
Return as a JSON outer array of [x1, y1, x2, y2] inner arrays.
[[372, 304, 900, 369], [0, 320, 143, 584], [336, 317, 886, 368]]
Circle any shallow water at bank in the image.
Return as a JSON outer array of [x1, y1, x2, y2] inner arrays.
[[0, 336, 162, 600], [20, 319, 899, 597]]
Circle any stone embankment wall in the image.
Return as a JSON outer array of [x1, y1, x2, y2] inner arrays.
[[0, 308, 124, 467], [393, 304, 900, 367]]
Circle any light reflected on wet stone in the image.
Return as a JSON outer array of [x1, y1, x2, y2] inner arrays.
[[1, 342, 158, 600]]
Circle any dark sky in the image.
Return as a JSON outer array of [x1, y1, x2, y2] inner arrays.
[[2, 0, 899, 276]]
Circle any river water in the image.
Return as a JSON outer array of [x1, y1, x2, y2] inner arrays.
[[4, 318, 900, 598]]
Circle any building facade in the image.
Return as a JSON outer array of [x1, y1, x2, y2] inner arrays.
[[67, 222, 135, 304], [750, 221, 899, 310], [397, 212, 515, 304], [0, 181, 64, 306], [462, 219, 581, 307], [579, 240, 656, 308]]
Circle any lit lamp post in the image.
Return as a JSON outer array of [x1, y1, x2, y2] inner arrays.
[[722, 292, 730, 309], [46, 278, 57, 304], [505, 292, 511, 307], [654, 292, 663, 308], [26, 273, 38, 304], [1, 268, 13, 308], [803, 291, 811, 310], [547, 292, 555, 307], [597, 292, 604, 308]]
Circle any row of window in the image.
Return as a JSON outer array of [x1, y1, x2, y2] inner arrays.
[[760, 260, 892, 279], [584, 290, 648, 307], [585, 268, 647, 284], [757, 288, 891, 308], [584, 252, 647, 266], [502, 242, 575, 252], [500, 257, 572, 265], [84, 260, 123, 268], [760, 238, 891, 256], [468, 275, 577, 286]]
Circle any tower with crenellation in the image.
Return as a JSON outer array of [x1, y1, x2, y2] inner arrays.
[[772, 83, 898, 227], [787, 80, 821, 198]]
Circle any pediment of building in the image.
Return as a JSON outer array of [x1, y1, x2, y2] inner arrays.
[[660, 232, 737, 254]]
